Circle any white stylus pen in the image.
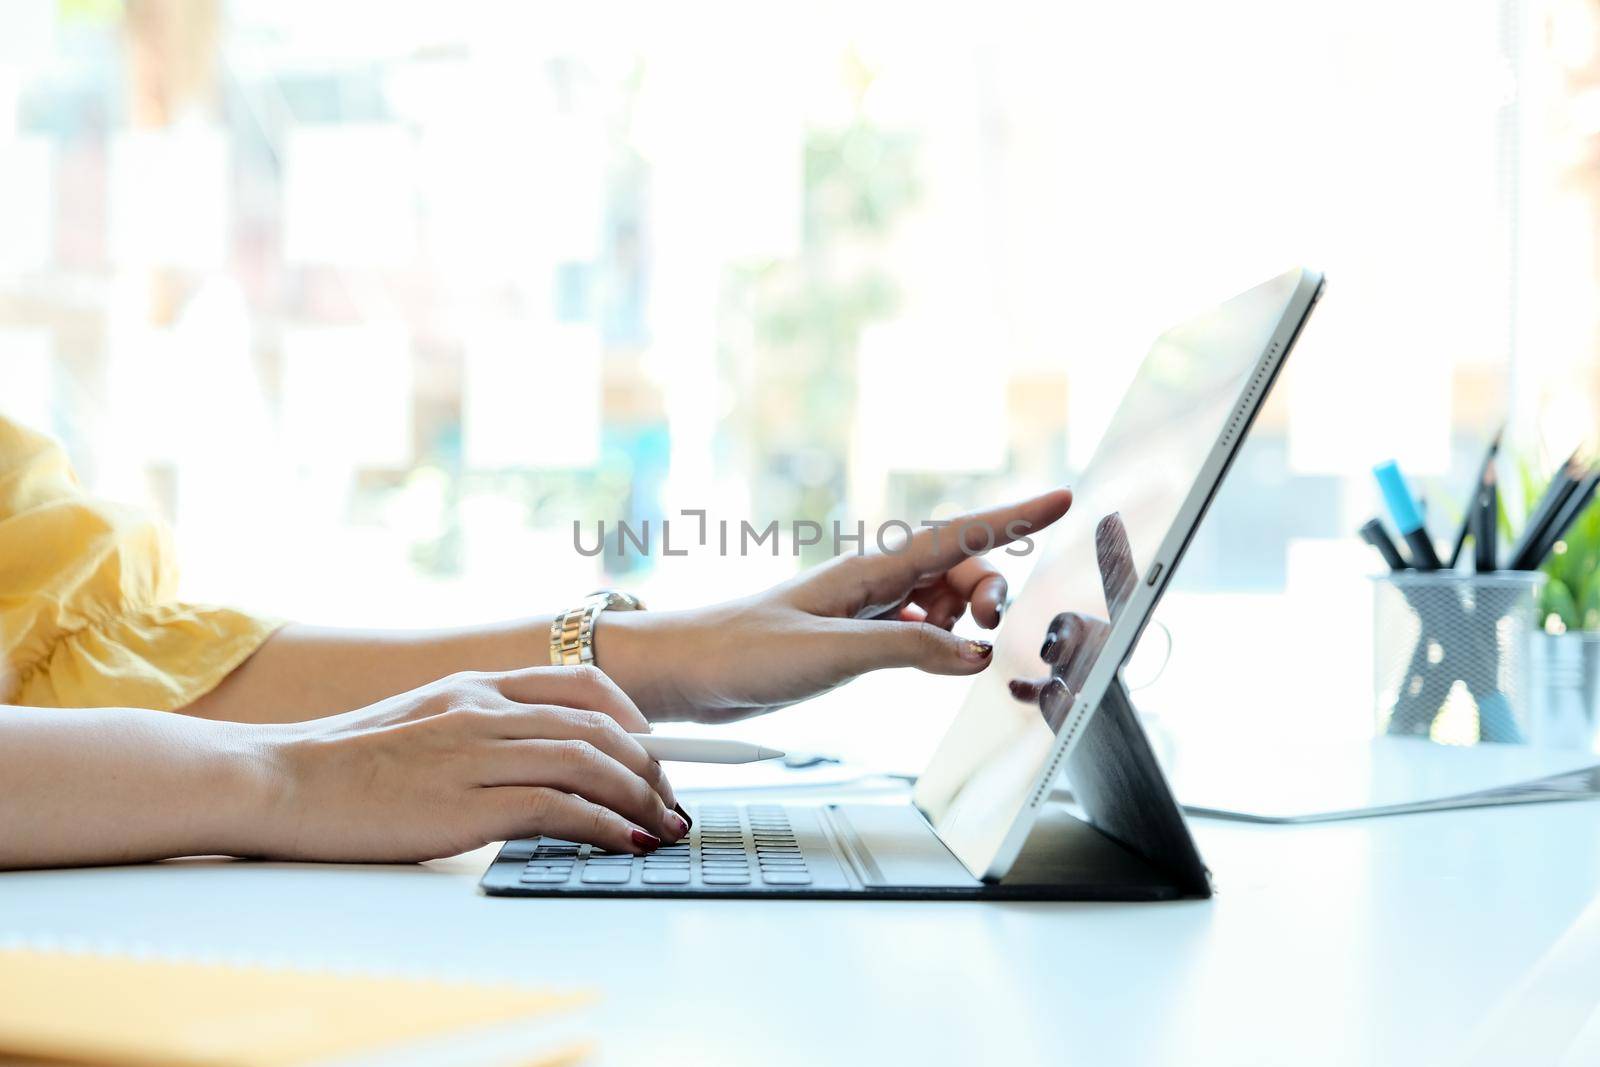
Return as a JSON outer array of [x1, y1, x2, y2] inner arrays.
[[630, 735, 786, 764]]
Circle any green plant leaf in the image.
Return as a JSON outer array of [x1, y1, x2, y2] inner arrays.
[[1583, 579, 1600, 632], [1544, 577, 1580, 632], [1549, 495, 1600, 628]]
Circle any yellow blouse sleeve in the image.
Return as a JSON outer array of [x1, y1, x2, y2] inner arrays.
[[0, 417, 282, 710]]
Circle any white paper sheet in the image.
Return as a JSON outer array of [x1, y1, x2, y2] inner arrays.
[[1155, 735, 1600, 823]]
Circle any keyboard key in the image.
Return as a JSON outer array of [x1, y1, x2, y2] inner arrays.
[[580, 866, 633, 884], [641, 868, 692, 885], [761, 872, 813, 885], [759, 858, 807, 868], [703, 874, 752, 885], [519, 871, 572, 884]]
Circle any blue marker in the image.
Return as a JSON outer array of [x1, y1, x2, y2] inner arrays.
[[1374, 460, 1443, 570]]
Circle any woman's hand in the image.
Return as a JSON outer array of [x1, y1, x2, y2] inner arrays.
[[601, 489, 1072, 723], [254, 666, 689, 862]]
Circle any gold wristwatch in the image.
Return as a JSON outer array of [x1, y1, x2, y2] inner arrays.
[[549, 589, 646, 667]]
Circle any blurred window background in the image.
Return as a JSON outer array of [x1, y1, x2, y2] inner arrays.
[[3, 0, 1599, 767]]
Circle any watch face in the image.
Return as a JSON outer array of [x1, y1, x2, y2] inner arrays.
[[589, 589, 645, 612]]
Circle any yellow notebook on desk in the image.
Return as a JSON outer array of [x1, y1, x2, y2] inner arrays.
[[0, 948, 594, 1067]]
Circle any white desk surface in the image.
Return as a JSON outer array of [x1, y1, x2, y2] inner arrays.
[[4, 784, 1600, 1067]]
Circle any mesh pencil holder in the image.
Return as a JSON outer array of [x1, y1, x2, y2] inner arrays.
[[1372, 571, 1545, 745]]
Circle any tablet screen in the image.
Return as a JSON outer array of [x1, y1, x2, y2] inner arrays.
[[913, 268, 1313, 877]]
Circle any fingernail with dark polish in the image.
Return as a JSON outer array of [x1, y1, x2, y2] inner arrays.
[[1040, 633, 1058, 660], [667, 812, 690, 839], [673, 803, 694, 832], [1008, 678, 1031, 700], [630, 828, 661, 853], [963, 640, 993, 662], [995, 600, 1006, 622]]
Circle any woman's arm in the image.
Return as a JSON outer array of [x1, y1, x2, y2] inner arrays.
[[0, 704, 274, 868], [181, 618, 564, 724], [1, 667, 688, 870], [181, 490, 1073, 727]]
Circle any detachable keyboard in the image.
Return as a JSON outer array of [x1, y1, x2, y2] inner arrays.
[[480, 798, 1192, 900], [481, 802, 855, 897]]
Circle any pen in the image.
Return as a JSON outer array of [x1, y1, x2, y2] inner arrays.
[[1473, 464, 1498, 573], [1507, 452, 1583, 570], [631, 736, 787, 764], [1516, 465, 1600, 571], [1448, 425, 1503, 569], [1373, 460, 1443, 570], [1359, 518, 1409, 571]]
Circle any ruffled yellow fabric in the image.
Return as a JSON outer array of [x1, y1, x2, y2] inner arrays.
[[0, 416, 281, 710]]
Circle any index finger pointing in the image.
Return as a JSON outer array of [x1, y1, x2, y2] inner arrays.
[[902, 488, 1072, 578]]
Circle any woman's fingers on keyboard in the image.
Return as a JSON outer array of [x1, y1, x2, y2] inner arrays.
[[496, 704, 678, 811], [490, 664, 651, 733], [481, 738, 686, 844], [481, 787, 663, 854]]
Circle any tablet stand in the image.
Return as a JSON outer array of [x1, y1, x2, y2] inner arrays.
[[996, 672, 1212, 900]]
